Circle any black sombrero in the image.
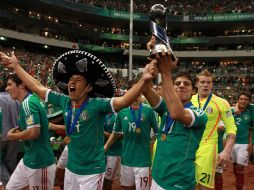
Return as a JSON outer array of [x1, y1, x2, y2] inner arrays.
[[52, 50, 116, 98]]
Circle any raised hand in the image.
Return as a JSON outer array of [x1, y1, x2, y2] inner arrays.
[[142, 59, 158, 81], [146, 35, 156, 52], [0, 51, 19, 69], [154, 50, 178, 74]]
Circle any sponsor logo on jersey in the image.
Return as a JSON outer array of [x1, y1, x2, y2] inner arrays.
[[124, 116, 128, 120], [206, 106, 213, 114], [25, 115, 35, 126]]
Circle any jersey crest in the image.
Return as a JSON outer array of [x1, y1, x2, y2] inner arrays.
[[81, 111, 89, 121], [205, 106, 213, 114]]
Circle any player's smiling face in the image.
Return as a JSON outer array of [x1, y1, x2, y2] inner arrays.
[[238, 94, 250, 110], [5, 79, 21, 100], [68, 75, 88, 101], [174, 76, 193, 102], [196, 76, 213, 98]]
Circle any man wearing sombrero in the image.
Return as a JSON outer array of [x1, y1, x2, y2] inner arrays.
[[0, 50, 157, 190]]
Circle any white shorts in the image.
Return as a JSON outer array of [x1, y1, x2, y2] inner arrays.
[[105, 155, 121, 180], [57, 146, 68, 169], [150, 179, 164, 190], [120, 164, 150, 190], [64, 168, 104, 190], [231, 144, 249, 166], [6, 159, 56, 190]]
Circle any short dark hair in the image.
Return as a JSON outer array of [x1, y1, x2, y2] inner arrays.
[[237, 91, 251, 101], [0, 78, 7, 92], [7, 73, 23, 86], [174, 71, 194, 88], [126, 78, 139, 90]]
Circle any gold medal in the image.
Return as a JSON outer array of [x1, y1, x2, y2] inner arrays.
[[63, 136, 71, 144], [161, 134, 167, 141], [135, 128, 141, 133]]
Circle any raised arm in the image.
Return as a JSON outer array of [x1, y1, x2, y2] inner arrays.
[[155, 51, 193, 126], [142, 80, 161, 108], [0, 51, 48, 99], [113, 60, 158, 112]]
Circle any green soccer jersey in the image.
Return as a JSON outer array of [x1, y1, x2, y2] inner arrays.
[[19, 94, 55, 169], [218, 130, 225, 153], [152, 100, 207, 190], [248, 104, 254, 145], [47, 90, 113, 175], [104, 113, 122, 156], [114, 103, 158, 167], [232, 107, 253, 144]]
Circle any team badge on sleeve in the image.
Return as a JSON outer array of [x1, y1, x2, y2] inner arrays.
[[226, 110, 232, 118], [25, 115, 35, 126]]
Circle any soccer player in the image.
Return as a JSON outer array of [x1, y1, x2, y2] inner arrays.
[[142, 51, 207, 189], [192, 69, 237, 190], [0, 50, 156, 190], [0, 83, 20, 187], [104, 79, 158, 190], [231, 91, 253, 190], [4, 73, 56, 190], [103, 112, 122, 190]]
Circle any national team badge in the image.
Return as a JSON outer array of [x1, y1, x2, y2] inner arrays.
[[81, 111, 88, 121], [206, 106, 213, 114]]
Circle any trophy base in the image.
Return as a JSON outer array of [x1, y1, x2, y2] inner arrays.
[[149, 44, 175, 61]]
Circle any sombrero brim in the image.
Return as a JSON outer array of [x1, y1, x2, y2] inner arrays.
[[52, 50, 116, 98]]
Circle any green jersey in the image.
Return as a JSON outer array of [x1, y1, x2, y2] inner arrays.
[[152, 100, 207, 189], [104, 113, 122, 156], [248, 104, 254, 144], [218, 130, 225, 153], [47, 90, 113, 175], [232, 107, 253, 144], [114, 103, 158, 167], [19, 94, 55, 169]]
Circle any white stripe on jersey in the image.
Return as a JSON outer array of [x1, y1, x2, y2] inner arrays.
[[23, 96, 31, 115]]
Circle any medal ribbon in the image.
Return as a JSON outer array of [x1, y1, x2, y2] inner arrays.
[[198, 93, 212, 111], [162, 102, 193, 134], [129, 103, 143, 130], [66, 98, 89, 136]]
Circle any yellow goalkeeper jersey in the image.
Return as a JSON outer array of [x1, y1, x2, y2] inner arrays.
[[191, 93, 236, 144]]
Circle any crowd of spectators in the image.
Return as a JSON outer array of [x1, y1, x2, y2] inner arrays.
[[0, 45, 253, 105], [67, 0, 254, 15], [1, 5, 253, 53]]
